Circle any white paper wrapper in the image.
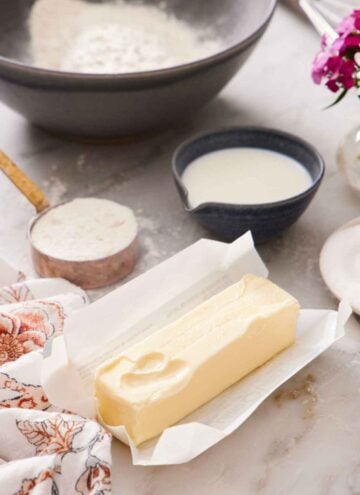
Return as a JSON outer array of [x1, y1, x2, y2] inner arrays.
[[42, 233, 349, 466]]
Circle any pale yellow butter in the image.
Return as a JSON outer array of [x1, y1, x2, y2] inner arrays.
[[95, 274, 299, 446]]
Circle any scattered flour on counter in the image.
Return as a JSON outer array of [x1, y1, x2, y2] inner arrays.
[[142, 235, 162, 261], [42, 175, 68, 205], [137, 216, 162, 261], [135, 215, 172, 271], [29, 0, 222, 74]]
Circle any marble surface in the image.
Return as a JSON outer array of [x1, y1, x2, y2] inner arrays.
[[0, 4, 360, 494]]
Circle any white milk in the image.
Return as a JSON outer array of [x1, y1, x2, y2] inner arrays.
[[182, 148, 312, 208]]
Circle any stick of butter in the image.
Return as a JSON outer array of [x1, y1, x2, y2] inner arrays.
[[95, 274, 300, 446]]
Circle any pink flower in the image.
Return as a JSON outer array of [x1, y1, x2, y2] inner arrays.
[[312, 51, 331, 83], [311, 8, 360, 103], [324, 58, 355, 92], [337, 14, 355, 37], [320, 34, 328, 49], [339, 59, 356, 88]]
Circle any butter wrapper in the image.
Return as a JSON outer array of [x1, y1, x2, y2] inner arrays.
[[42, 233, 349, 466]]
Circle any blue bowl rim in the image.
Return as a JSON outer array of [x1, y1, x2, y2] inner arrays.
[[0, 0, 277, 85], [172, 126, 325, 212]]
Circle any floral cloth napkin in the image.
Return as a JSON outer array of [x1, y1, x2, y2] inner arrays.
[[0, 260, 113, 495]]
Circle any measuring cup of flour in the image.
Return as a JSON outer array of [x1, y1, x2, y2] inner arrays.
[[0, 151, 139, 289]]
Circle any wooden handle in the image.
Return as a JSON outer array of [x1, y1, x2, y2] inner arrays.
[[0, 150, 50, 213]]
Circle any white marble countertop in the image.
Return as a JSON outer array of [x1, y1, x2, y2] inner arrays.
[[0, 4, 360, 494]]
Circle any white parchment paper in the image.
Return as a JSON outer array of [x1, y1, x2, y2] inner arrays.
[[42, 233, 349, 465]]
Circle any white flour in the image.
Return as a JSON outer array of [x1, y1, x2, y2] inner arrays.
[[29, 0, 221, 73], [31, 198, 138, 261]]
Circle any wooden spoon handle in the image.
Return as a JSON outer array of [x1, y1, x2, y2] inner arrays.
[[0, 150, 50, 213]]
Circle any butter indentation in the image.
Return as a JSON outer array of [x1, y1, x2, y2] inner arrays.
[[120, 352, 189, 391]]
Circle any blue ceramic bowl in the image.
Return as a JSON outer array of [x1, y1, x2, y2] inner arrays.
[[172, 127, 325, 243]]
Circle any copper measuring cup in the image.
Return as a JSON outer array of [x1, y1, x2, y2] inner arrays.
[[0, 151, 138, 289]]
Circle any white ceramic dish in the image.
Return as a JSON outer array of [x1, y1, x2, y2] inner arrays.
[[320, 217, 360, 315]]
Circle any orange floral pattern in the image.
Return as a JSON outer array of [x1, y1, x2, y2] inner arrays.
[[14, 414, 112, 494], [76, 462, 112, 495], [0, 373, 49, 410], [17, 416, 84, 457], [14, 468, 57, 495], [0, 301, 64, 365], [0, 282, 33, 305], [0, 269, 112, 494]]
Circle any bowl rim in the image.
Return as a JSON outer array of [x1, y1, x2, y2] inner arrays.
[[0, 0, 277, 85], [172, 125, 325, 212]]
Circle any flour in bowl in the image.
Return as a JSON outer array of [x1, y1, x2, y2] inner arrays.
[[29, 0, 221, 73]]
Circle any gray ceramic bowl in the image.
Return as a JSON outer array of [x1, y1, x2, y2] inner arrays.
[[0, 0, 276, 140], [173, 127, 325, 243]]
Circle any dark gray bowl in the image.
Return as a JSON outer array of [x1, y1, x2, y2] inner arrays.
[[173, 127, 325, 243], [0, 0, 276, 140]]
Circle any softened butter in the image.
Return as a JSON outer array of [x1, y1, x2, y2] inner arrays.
[[95, 274, 300, 446]]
